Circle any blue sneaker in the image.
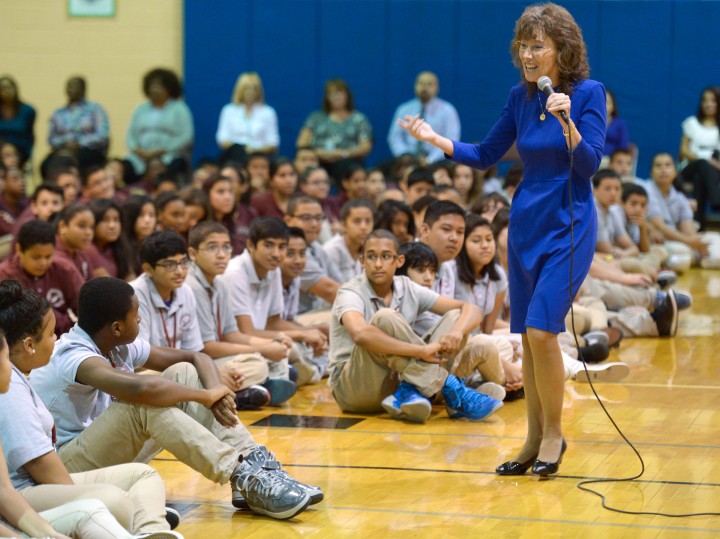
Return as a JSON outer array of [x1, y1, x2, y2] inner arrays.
[[262, 378, 297, 406], [656, 290, 692, 311], [381, 381, 432, 423], [442, 374, 503, 421]]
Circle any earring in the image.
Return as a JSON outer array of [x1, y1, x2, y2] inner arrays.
[[31, 349, 36, 355]]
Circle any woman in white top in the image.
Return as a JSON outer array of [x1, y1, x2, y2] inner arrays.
[[678, 86, 720, 230], [216, 72, 279, 156]]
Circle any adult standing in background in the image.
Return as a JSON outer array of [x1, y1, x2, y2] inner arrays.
[[296, 79, 373, 176], [216, 72, 279, 162], [0, 76, 35, 168], [387, 71, 460, 164], [124, 68, 194, 184], [46, 76, 109, 170], [398, 3, 605, 477]]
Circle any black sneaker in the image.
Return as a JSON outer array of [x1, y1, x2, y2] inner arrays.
[[652, 288, 678, 337], [577, 342, 610, 364], [657, 270, 677, 289], [235, 385, 271, 411], [164, 506, 180, 530]]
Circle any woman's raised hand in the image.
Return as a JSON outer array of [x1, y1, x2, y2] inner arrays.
[[397, 114, 437, 143]]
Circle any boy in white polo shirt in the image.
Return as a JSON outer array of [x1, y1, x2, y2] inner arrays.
[[329, 230, 503, 423], [218, 218, 327, 385], [186, 221, 296, 406], [30, 277, 320, 520]]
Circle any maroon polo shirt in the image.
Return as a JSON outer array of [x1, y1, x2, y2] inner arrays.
[[53, 237, 101, 281], [250, 191, 285, 220], [0, 255, 85, 336]]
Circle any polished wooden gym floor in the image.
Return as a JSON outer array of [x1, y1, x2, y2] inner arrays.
[[153, 268, 720, 538]]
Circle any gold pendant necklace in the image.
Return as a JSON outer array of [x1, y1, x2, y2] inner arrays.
[[537, 93, 546, 121]]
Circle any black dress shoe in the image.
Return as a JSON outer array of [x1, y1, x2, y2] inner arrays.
[[531, 439, 567, 476], [496, 454, 538, 476]]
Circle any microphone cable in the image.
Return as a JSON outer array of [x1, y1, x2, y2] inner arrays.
[[564, 117, 720, 518]]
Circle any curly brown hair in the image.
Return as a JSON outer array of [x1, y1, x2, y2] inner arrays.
[[510, 3, 589, 96]]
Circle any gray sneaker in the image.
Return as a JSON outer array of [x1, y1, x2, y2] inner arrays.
[[231, 457, 310, 520], [232, 446, 324, 511]]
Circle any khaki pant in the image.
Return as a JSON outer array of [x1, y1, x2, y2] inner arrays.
[[216, 352, 269, 389], [59, 363, 256, 485], [331, 309, 503, 413], [618, 245, 668, 276], [580, 276, 655, 311], [21, 463, 166, 534]]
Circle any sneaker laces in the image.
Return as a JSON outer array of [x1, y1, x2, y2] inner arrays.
[[442, 377, 465, 410], [244, 468, 289, 499]]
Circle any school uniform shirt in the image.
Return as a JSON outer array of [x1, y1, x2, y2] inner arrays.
[[454, 263, 508, 317], [643, 179, 694, 226], [0, 197, 28, 237], [0, 254, 84, 336], [0, 366, 56, 490], [323, 234, 362, 284], [609, 204, 641, 245], [328, 272, 439, 384], [185, 263, 239, 343], [53, 238, 100, 281], [282, 276, 301, 321], [594, 199, 630, 245], [130, 273, 203, 352], [413, 259, 456, 336], [30, 324, 150, 447], [299, 240, 343, 315], [86, 243, 118, 278], [250, 191, 285, 220], [217, 250, 283, 330]]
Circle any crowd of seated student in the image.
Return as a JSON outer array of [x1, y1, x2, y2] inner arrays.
[[3, 67, 720, 531]]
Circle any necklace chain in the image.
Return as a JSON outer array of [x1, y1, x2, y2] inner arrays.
[[537, 92, 547, 121]]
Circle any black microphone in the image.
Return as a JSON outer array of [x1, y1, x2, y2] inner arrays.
[[537, 76, 569, 124]]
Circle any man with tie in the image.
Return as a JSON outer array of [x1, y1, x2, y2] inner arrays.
[[387, 72, 461, 164]]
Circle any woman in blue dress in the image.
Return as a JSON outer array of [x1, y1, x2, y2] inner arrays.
[[398, 3, 604, 476]]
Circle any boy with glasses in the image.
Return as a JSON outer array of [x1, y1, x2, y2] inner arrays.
[[186, 221, 296, 406], [328, 229, 502, 423], [130, 230, 202, 353]]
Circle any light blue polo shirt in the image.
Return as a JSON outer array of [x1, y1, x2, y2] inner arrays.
[[29, 325, 150, 447]]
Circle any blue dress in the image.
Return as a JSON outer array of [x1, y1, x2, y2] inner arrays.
[[452, 79, 605, 334]]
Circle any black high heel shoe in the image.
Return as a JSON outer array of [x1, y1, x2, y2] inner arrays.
[[531, 439, 567, 476], [495, 453, 538, 476]]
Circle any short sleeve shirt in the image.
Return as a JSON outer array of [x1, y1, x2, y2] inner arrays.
[[216, 250, 283, 329], [453, 263, 508, 316], [29, 325, 151, 447], [185, 263, 239, 343], [328, 273, 438, 383], [595, 199, 629, 245], [413, 259, 456, 335], [643, 180, 694, 226], [282, 276, 301, 321], [323, 234, 362, 284], [130, 273, 204, 352], [0, 366, 56, 490], [299, 241, 343, 314]]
